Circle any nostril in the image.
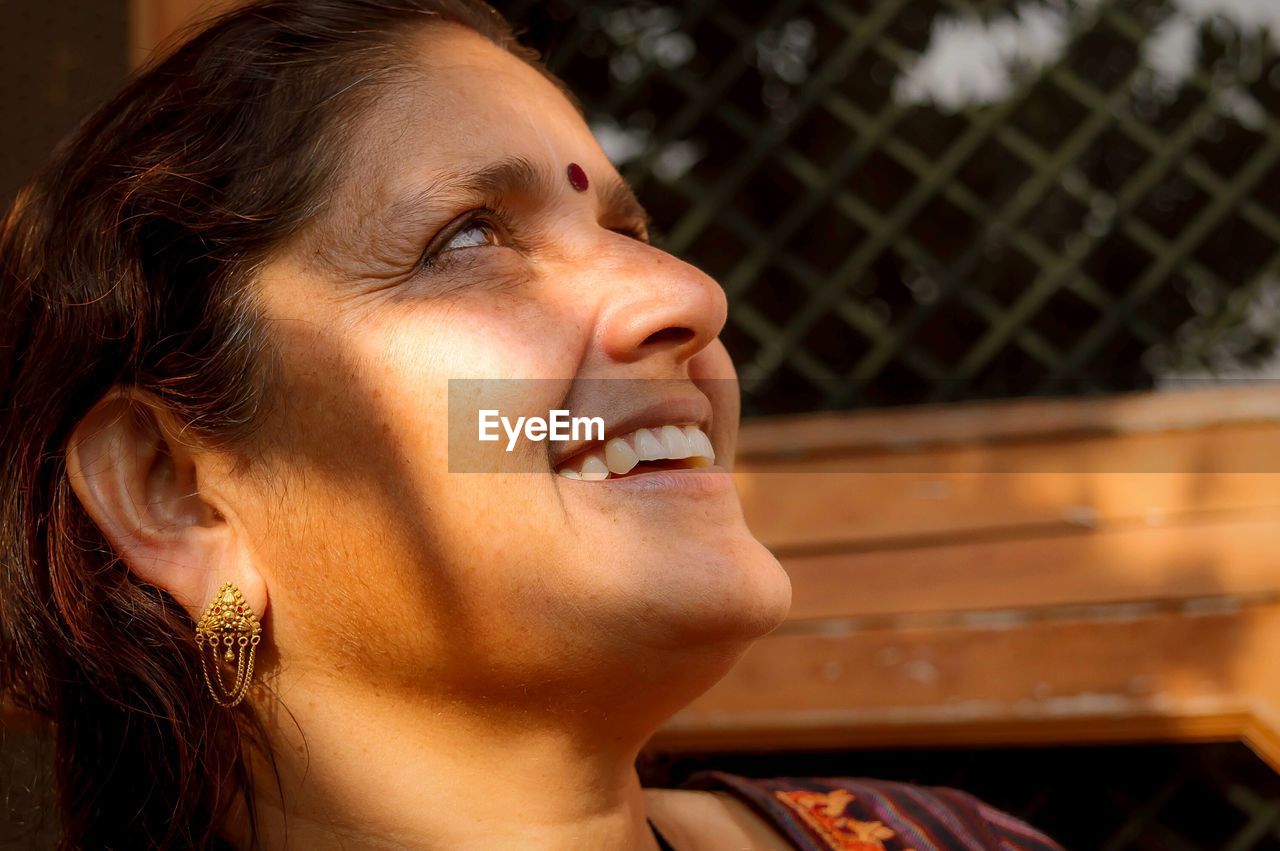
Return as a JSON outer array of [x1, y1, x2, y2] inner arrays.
[[642, 326, 695, 347]]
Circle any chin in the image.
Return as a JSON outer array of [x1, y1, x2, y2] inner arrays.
[[649, 531, 793, 649]]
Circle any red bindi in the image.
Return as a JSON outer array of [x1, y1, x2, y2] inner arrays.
[[567, 162, 589, 192]]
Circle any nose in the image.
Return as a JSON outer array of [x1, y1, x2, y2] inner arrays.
[[592, 240, 728, 369]]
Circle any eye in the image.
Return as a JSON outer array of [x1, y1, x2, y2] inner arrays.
[[419, 214, 505, 271], [444, 220, 498, 252]]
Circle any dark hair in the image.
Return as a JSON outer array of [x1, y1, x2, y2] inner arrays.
[[0, 2, 550, 847]]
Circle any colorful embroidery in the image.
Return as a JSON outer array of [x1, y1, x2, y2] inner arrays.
[[774, 788, 906, 851]]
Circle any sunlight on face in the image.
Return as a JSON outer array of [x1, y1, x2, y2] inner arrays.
[[239, 24, 792, 705]]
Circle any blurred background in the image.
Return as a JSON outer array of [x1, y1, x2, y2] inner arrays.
[[8, 1, 1280, 849]]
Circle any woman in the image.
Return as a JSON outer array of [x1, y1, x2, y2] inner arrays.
[[0, 1, 1065, 848]]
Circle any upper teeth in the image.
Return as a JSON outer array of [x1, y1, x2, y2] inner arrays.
[[557, 425, 715, 480]]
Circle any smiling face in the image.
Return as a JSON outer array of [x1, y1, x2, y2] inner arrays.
[[233, 24, 791, 714]]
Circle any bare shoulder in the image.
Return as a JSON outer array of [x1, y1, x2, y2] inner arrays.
[[644, 787, 797, 851]]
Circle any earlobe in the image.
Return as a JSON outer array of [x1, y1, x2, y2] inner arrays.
[[63, 386, 267, 621]]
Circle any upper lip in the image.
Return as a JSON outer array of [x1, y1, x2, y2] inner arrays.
[[547, 393, 714, 469]]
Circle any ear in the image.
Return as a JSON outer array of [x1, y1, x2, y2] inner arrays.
[[63, 386, 267, 622]]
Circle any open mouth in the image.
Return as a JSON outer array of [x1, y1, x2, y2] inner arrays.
[[555, 424, 715, 481]]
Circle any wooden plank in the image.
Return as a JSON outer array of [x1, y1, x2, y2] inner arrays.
[[735, 424, 1280, 552], [129, 0, 244, 68], [738, 419, 1280, 476], [651, 711, 1251, 755], [655, 602, 1280, 760], [0, 702, 46, 734], [738, 469, 1280, 553], [782, 510, 1280, 619], [735, 418, 1280, 552], [736, 385, 1280, 459]]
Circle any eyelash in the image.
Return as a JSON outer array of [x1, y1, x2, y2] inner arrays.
[[418, 207, 514, 271], [417, 207, 652, 271]]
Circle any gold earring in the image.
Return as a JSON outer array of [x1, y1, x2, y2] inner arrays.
[[194, 581, 262, 708]]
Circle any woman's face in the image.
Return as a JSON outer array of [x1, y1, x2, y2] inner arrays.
[[236, 25, 791, 706]]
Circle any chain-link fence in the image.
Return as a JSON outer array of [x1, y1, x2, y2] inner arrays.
[[497, 0, 1280, 416]]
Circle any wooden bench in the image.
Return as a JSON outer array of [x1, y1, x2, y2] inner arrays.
[[654, 385, 1280, 775]]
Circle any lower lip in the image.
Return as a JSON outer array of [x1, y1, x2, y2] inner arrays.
[[560, 464, 736, 495]]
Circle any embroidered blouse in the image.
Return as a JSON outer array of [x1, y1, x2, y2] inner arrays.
[[678, 770, 1066, 851]]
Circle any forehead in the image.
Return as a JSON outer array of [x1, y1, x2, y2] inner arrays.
[[334, 25, 602, 213], [410, 25, 589, 153], [276, 24, 621, 281]]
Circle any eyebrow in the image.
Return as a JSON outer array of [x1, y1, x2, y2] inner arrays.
[[598, 171, 653, 236], [384, 154, 652, 236]]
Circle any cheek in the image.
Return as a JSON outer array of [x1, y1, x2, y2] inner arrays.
[[376, 297, 588, 478], [388, 292, 587, 378], [254, 298, 576, 583], [691, 338, 738, 382], [691, 340, 741, 463]]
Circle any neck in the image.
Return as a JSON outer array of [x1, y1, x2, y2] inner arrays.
[[223, 667, 718, 851]]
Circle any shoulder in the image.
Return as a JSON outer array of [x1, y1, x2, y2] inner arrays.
[[673, 770, 1066, 851]]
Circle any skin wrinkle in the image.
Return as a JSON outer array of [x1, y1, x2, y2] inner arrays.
[[305, 150, 650, 297], [288, 71, 432, 282], [292, 35, 644, 295]]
